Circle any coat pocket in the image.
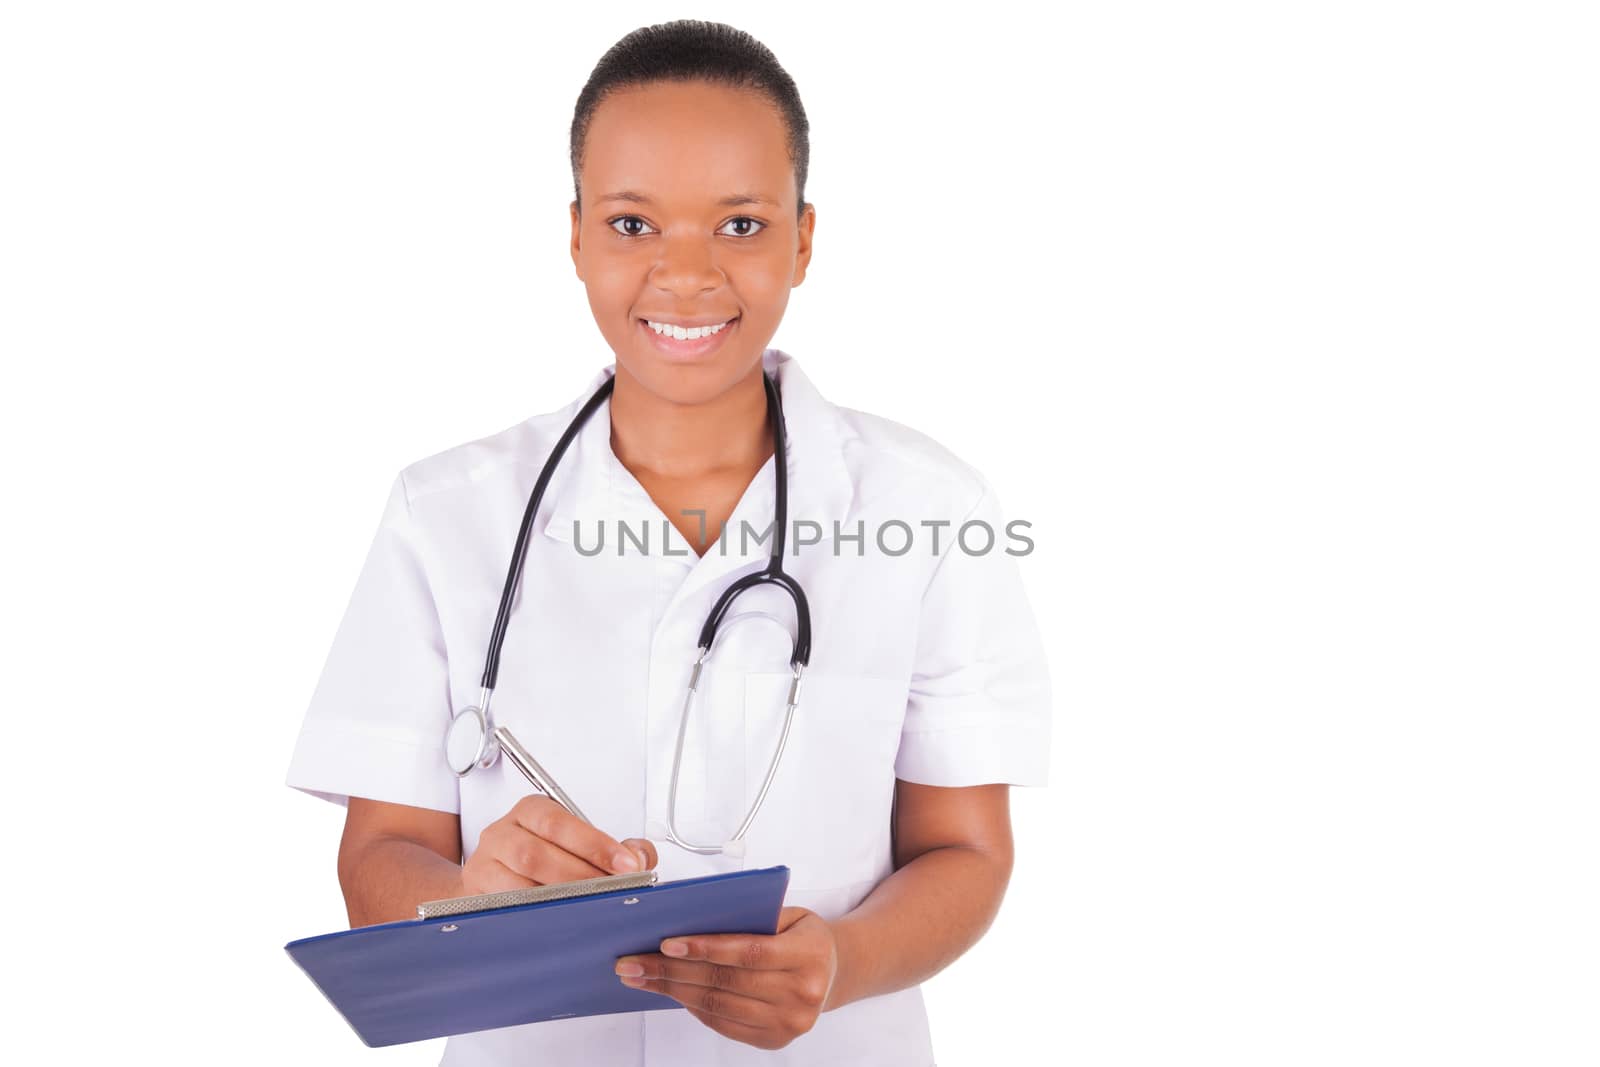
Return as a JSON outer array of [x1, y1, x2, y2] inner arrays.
[[738, 671, 908, 894]]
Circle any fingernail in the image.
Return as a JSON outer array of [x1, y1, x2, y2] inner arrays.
[[662, 940, 687, 957], [615, 960, 644, 977], [612, 849, 640, 873]]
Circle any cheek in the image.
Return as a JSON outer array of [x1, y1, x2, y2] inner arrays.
[[731, 256, 798, 312], [584, 256, 640, 304], [581, 262, 645, 340]]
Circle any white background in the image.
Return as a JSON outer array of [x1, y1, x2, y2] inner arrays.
[[3, 2, 1595, 1064]]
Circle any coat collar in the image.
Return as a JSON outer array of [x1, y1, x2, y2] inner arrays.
[[539, 350, 856, 590]]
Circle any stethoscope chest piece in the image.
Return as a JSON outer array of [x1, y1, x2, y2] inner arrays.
[[445, 701, 497, 776], [447, 689, 594, 823]]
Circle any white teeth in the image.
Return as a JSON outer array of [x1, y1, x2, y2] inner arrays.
[[647, 318, 732, 340]]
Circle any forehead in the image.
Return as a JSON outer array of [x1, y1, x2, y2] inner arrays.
[[582, 80, 793, 209]]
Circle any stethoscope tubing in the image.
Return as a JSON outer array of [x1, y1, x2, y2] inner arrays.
[[446, 368, 812, 855], [481, 374, 618, 692]]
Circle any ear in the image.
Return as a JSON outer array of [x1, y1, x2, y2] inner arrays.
[[791, 202, 816, 288], [570, 199, 584, 280]]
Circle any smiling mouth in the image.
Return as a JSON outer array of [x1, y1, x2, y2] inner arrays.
[[637, 315, 741, 360], [639, 315, 739, 339]]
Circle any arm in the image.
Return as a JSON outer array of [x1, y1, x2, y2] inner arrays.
[[823, 778, 1014, 1011], [337, 795, 661, 928], [336, 797, 466, 927], [610, 482, 1043, 1046], [610, 779, 1016, 1048]]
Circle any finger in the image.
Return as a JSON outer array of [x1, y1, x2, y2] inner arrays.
[[510, 795, 642, 876], [622, 975, 772, 1030], [485, 822, 608, 885], [621, 837, 659, 870], [656, 931, 792, 971], [777, 906, 810, 932], [487, 806, 619, 885], [615, 954, 788, 1000], [482, 857, 537, 892]]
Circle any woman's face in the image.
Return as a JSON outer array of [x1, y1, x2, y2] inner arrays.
[[570, 79, 815, 405]]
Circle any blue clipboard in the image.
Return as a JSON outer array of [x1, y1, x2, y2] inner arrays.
[[285, 865, 791, 1047]]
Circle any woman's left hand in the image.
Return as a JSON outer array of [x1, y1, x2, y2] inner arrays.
[[614, 906, 841, 1050]]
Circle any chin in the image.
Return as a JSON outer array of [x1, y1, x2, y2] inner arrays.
[[619, 349, 761, 400]]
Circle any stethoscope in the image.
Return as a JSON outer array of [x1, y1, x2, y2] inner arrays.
[[443, 370, 810, 857]]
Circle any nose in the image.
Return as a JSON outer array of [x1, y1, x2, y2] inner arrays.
[[649, 229, 723, 299]]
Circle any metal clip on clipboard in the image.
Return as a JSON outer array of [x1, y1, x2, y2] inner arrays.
[[416, 870, 662, 921]]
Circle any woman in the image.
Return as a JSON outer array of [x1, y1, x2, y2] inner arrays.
[[286, 19, 1052, 1065]]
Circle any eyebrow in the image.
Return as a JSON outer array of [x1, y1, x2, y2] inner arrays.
[[595, 190, 780, 208]]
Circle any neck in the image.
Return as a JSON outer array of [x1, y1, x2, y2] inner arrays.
[[608, 362, 774, 480]]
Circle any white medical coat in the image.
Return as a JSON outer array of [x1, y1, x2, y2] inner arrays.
[[285, 348, 1053, 1065]]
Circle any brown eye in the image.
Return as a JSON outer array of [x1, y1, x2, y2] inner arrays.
[[607, 215, 655, 237], [718, 217, 766, 238]]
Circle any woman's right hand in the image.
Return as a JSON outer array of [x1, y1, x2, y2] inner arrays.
[[460, 795, 659, 895]]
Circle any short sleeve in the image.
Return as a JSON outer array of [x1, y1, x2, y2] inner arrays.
[[284, 472, 460, 813], [894, 478, 1053, 787]]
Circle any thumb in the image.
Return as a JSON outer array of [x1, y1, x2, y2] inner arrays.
[[621, 837, 658, 871]]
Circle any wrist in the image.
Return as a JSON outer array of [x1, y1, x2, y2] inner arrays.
[[822, 914, 861, 1013]]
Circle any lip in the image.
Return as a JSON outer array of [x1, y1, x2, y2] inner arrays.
[[639, 314, 738, 328], [638, 314, 739, 362]]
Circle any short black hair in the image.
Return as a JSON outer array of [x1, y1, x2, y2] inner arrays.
[[570, 20, 810, 219]]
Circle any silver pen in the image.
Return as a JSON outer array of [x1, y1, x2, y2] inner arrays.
[[492, 725, 592, 825]]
